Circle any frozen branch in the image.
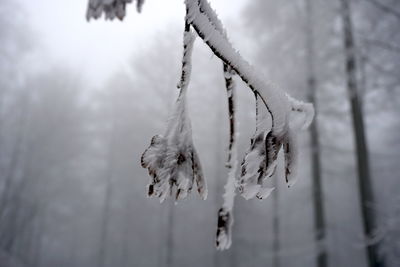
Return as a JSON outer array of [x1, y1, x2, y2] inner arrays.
[[141, 19, 207, 202], [186, 0, 239, 250], [84, 0, 314, 250], [185, 0, 290, 137], [216, 64, 237, 250]]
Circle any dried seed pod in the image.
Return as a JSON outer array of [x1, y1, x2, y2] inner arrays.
[[140, 25, 206, 203]]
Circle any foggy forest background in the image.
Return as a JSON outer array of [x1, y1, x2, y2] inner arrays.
[[0, 0, 399, 267]]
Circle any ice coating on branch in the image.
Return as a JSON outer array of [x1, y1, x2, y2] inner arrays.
[[193, 3, 239, 250], [85, 0, 315, 250], [141, 30, 207, 202], [186, 0, 313, 233], [216, 67, 237, 250], [186, 0, 303, 198], [86, 0, 144, 21], [185, 0, 290, 137], [198, 0, 225, 35]]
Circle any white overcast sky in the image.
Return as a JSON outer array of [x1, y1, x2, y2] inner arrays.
[[18, 0, 246, 86]]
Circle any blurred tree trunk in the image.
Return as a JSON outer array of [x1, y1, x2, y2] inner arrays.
[[98, 109, 117, 267], [0, 91, 32, 256], [31, 211, 44, 267], [272, 174, 280, 267], [0, 92, 30, 217], [305, 1, 327, 267], [340, 1, 384, 266], [165, 201, 175, 267]]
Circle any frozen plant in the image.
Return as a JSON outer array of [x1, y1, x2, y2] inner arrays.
[[240, 93, 314, 200], [85, 0, 314, 250], [141, 24, 207, 202]]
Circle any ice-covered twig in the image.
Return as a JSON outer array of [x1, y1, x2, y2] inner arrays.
[[192, 0, 238, 250], [85, 0, 315, 250], [216, 65, 237, 250], [141, 20, 207, 202], [185, 0, 290, 137], [186, 0, 292, 188], [189, 0, 239, 249], [186, 0, 313, 193]]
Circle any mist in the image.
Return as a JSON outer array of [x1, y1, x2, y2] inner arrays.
[[0, 0, 399, 267]]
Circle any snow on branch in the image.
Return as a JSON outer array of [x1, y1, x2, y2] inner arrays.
[[187, 0, 313, 185], [190, 0, 239, 250], [85, 0, 314, 250], [185, 0, 289, 136], [186, 0, 294, 188], [216, 64, 237, 250]]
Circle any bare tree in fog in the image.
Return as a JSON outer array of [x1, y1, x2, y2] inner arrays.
[[1, 0, 398, 267], [243, 1, 319, 266], [0, 1, 36, 265], [272, 174, 281, 267], [0, 62, 90, 267], [241, 0, 396, 266], [97, 99, 117, 267], [353, 0, 400, 265], [340, 1, 384, 266], [305, 1, 327, 267], [89, 34, 186, 266]]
